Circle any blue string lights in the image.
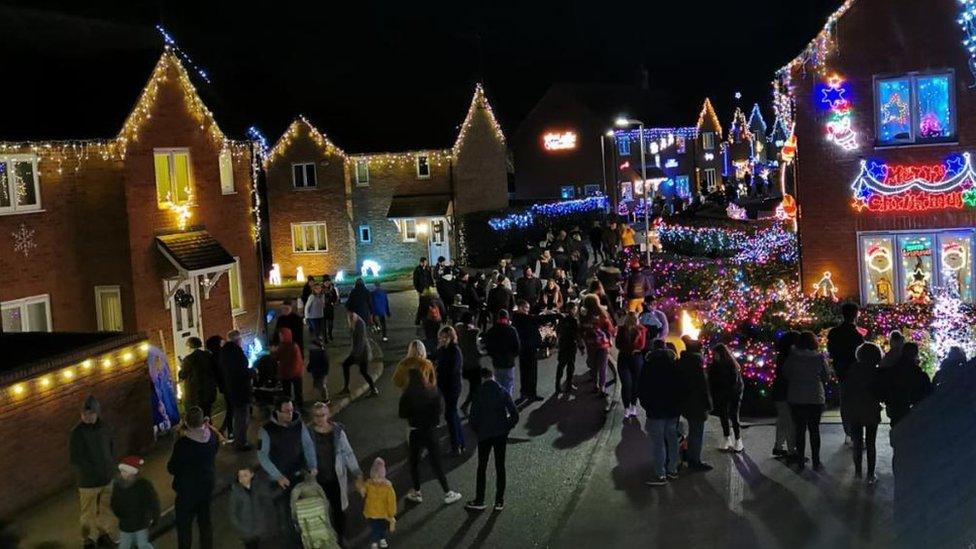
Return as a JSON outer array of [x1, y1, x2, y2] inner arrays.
[[155, 25, 211, 84], [959, 0, 976, 84], [488, 196, 608, 231], [246, 126, 270, 160]]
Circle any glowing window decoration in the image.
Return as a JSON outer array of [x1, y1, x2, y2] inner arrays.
[[860, 230, 976, 305], [543, 131, 577, 151], [901, 235, 934, 304], [862, 237, 896, 304], [875, 73, 956, 145], [915, 74, 954, 140], [675, 176, 691, 200], [617, 137, 631, 156], [850, 153, 976, 213], [820, 74, 858, 151], [941, 235, 973, 301]]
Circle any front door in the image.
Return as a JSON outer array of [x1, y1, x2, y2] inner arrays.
[[428, 217, 450, 264], [166, 277, 202, 362]]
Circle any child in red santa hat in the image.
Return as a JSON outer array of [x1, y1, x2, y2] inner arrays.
[[110, 455, 160, 549]]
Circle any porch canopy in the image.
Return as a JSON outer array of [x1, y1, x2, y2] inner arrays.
[[386, 193, 452, 218], [155, 230, 236, 299]]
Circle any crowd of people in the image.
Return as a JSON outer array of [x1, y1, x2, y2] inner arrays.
[[62, 217, 956, 549]]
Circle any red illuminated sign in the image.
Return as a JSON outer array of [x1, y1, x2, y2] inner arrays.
[[854, 191, 965, 213], [543, 131, 578, 151]]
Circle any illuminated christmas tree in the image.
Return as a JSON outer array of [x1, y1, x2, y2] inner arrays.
[[929, 284, 976, 364]]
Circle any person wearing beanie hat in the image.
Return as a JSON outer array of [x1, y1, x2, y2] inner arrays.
[[69, 395, 119, 547], [362, 457, 396, 549], [111, 455, 160, 548]]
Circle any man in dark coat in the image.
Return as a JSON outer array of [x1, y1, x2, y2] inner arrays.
[[179, 337, 218, 417], [70, 395, 118, 546], [678, 337, 713, 471], [515, 267, 543, 308], [511, 300, 557, 402], [484, 310, 521, 398], [168, 406, 219, 549], [271, 300, 304, 353], [827, 302, 865, 444], [639, 343, 687, 484], [466, 368, 519, 512], [487, 277, 515, 320], [221, 331, 253, 451], [413, 257, 435, 324]]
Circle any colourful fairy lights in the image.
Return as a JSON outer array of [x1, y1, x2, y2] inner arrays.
[[850, 153, 976, 213]]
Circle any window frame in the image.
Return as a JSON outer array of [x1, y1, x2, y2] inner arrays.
[[873, 69, 957, 147], [0, 154, 41, 215], [355, 160, 370, 186], [702, 168, 717, 192], [290, 222, 329, 253], [584, 184, 601, 197], [359, 224, 372, 244], [228, 257, 245, 315], [94, 285, 123, 332], [1, 293, 52, 332], [559, 185, 575, 200], [291, 162, 317, 189], [402, 219, 418, 242], [219, 149, 235, 195], [702, 132, 715, 150], [857, 228, 976, 305], [415, 155, 431, 180], [617, 137, 631, 156], [153, 148, 193, 207]]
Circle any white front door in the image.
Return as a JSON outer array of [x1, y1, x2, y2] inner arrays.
[[166, 277, 203, 362], [428, 217, 450, 264]]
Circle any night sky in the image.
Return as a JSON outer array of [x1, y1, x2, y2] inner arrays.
[[4, 0, 841, 150]]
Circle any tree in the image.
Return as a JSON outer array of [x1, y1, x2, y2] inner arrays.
[[929, 284, 975, 363]]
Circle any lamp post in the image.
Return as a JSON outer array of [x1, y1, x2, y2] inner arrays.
[[615, 117, 650, 263]]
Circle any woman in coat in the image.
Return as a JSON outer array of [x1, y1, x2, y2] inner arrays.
[[783, 331, 832, 470], [436, 326, 466, 455], [771, 331, 799, 458], [708, 343, 744, 452], [398, 369, 462, 505], [842, 343, 883, 483], [615, 311, 647, 420], [580, 294, 616, 398], [392, 340, 437, 390]]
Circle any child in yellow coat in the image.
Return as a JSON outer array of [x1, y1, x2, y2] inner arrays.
[[362, 457, 396, 548]]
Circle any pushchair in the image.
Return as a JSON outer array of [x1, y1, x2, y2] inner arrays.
[[290, 477, 340, 549]]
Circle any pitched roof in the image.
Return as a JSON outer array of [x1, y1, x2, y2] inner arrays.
[[696, 98, 723, 138]]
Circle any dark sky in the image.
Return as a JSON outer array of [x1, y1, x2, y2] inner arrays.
[[3, 0, 841, 150]]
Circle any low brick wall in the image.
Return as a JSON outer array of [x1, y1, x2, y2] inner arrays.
[[0, 334, 155, 518]]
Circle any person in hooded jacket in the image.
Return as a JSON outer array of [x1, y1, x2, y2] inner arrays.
[[345, 278, 374, 326], [275, 327, 305, 411], [230, 467, 278, 549], [398, 369, 462, 505], [708, 343, 745, 453], [877, 341, 932, 427], [842, 343, 883, 483], [678, 337, 713, 471]]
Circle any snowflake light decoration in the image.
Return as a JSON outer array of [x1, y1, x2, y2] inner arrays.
[[11, 223, 36, 258]]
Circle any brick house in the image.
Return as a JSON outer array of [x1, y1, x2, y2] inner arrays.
[[781, 0, 976, 305], [264, 84, 507, 277], [0, 48, 263, 362]]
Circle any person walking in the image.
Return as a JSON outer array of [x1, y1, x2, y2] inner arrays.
[[111, 456, 160, 549], [419, 287, 447, 349], [179, 337, 218, 418], [554, 302, 584, 395], [465, 368, 519, 512], [783, 331, 832, 471], [229, 468, 277, 549], [272, 301, 305, 354], [221, 330, 253, 451], [580, 294, 616, 398], [398, 369, 463, 505], [308, 401, 364, 545], [413, 258, 435, 324], [678, 337, 713, 471], [589, 221, 604, 264], [275, 327, 305, 411], [322, 276, 340, 342], [339, 312, 379, 397], [393, 340, 438, 390], [877, 342, 933, 427], [345, 278, 374, 328], [307, 338, 330, 404], [205, 335, 232, 439], [70, 396, 119, 548], [709, 343, 745, 452], [168, 407, 219, 549], [304, 283, 326, 342], [616, 311, 647, 420], [371, 282, 391, 342], [484, 310, 521, 399], [436, 325, 466, 454], [827, 302, 865, 446], [257, 398, 317, 541], [300, 276, 316, 312], [487, 276, 516, 321], [362, 458, 397, 549], [639, 341, 686, 486], [843, 343, 883, 483], [457, 311, 484, 412], [771, 331, 799, 458]]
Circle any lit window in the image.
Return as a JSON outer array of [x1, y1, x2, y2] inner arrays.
[[1, 294, 51, 332], [416, 155, 431, 179], [154, 149, 192, 206], [676, 136, 687, 154], [403, 219, 418, 242], [620, 182, 633, 201], [675, 175, 691, 199], [94, 286, 123, 331], [356, 160, 370, 186], [292, 162, 316, 189], [359, 225, 372, 243], [702, 168, 717, 192], [219, 149, 235, 194], [584, 184, 600, 197], [560, 186, 575, 199], [617, 137, 631, 156], [859, 230, 974, 304], [291, 222, 328, 253], [0, 155, 40, 213], [875, 72, 956, 146], [702, 132, 715, 150], [228, 258, 244, 314]]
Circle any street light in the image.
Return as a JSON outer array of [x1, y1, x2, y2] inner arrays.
[[600, 129, 615, 205], [615, 116, 651, 263]]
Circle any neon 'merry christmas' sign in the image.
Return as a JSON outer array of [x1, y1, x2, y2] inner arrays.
[[543, 131, 578, 151], [851, 152, 976, 213]]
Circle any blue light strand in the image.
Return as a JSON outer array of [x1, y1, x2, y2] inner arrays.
[[156, 24, 211, 84], [488, 196, 608, 231], [246, 126, 270, 160]]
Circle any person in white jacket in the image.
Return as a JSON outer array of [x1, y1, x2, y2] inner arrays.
[[305, 283, 326, 342]]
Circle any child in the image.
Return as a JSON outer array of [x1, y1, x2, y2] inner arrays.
[[307, 338, 331, 404], [110, 456, 160, 549], [230, 468, 276, 549], [362, 457, 396, 549], [555, 302, 584, 395]]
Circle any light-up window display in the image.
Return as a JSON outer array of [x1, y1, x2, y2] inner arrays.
[[915, 74, 953, 141], [859, 230, 975, 305], [940, 233, 973, 301], [877, 77, 912, 144], [899, 235, 934, 304], [862, 236, 896, 304]]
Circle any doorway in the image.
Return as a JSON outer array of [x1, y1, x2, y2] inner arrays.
[[427, 217, 451, 264], [166, 277, 202, 362]]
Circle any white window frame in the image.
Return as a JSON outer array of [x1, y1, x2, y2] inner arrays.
[[0, 154, 41, 215], [228, 257, 245, 315], [874, 70, 957, 147], [94, 285, 123, 331], [416, 155, 431, 179], [403, 219, 418, 242], [359, 224, 372, 244], [291, 222, 329, 253], [703, 168, 717, 192], [292, 162, 316, 189], [1, 293, 52, 332], [219, 149, 235, 195], [355, 160, 370, 186], [154, 148, 193, 207], [702, 132, 715, 150]]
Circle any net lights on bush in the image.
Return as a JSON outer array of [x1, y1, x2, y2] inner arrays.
[[488, 196, 608, 231], [850, 153, 976, 213]]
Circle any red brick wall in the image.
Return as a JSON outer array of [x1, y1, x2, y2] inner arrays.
[[454, 104, 509, 215], [792, 0, 976, 302]]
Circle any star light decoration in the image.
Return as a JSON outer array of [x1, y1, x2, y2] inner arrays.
[[821, 74, 858, 151]]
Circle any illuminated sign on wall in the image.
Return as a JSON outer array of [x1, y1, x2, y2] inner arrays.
[[851, 152, 976, 213], [543, 131, 578, 151], [664, 158, 679, 168]]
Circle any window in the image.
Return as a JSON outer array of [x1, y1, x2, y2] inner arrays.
[[359, 225, 372, 243], [676, 136, 687, 154], [859, 229, 974, 304], [416, 155, 431, 179], [617, 137, 631, 156], [875, 71, 955, 145], [702, 168, 717, 192], [675, 175, 691, 200], [0, 155, 40, 214], [620, 182, 633, 201], [584, 184, 600, 197], [356, 160, 370, 186], [702, 132, 715, 150], [219, 149, 235, 194], [154, 149, 192, 206], [403, 219, 418, 242], [291, 222, 328, 253], [94, 286, 123, 331], [292, 162, 316, 189], [2, 294, 51, 332], [228, 257, 244, 314], [559, 186, 575, 199]]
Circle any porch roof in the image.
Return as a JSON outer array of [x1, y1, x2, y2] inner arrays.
[[387, 194, 452, 219]]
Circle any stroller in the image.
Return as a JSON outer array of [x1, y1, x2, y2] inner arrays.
[[290, 477, 339, 549]]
